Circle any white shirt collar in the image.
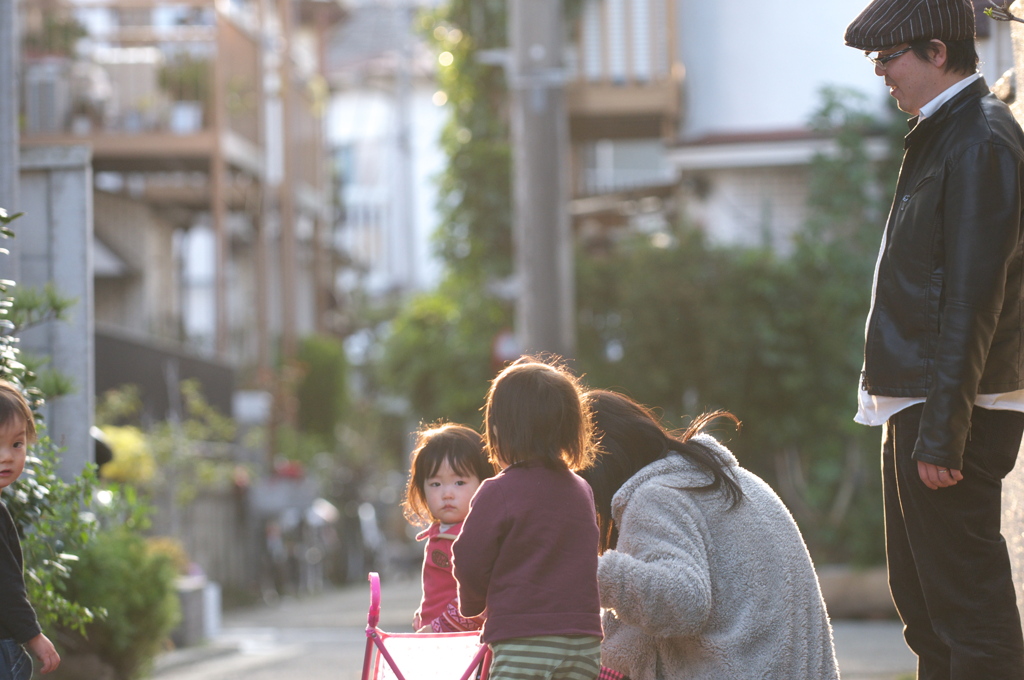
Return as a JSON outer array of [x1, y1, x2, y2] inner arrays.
[[918, 72, 981, 120]]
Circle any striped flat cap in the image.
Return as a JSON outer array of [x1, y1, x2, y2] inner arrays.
[[845, 0, 976, 51]]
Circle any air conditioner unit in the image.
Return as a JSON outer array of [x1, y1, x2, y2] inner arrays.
[[24, 60, 72, 134]]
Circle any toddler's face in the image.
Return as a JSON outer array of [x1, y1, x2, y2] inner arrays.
[[424, 459, 482, 525], [0, 417, 28, 492]]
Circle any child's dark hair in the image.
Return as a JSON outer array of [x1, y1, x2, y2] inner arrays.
[[0, 380, 35, 443], [579, 390, 743, 553], [402, 422, 494, 526], [483, 357, 596, 471]]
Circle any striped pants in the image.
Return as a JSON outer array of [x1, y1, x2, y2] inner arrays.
[[487, 635, 602, 680]]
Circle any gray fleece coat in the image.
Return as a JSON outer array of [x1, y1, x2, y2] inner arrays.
[[597, 435, 839, 680]]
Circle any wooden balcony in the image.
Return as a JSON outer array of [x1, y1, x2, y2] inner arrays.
[[20, 0, 264, 177], [567, 0, 682, 141]]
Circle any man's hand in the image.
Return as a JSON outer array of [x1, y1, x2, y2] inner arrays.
[[918, 460, 963, 490], [25, 633, 60, 674]]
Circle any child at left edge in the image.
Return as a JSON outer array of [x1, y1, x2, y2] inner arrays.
[[0, 380, 61, 678], [401, 422, 496, 633]]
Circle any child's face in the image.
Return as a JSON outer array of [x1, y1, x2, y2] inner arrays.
[[0, 417, 28, 492], [424, 459, 482, 525]]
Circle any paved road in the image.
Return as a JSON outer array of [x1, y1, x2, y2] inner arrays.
[[151, 576, 916, 680]]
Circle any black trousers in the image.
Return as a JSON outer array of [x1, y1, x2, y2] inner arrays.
[[883, 403, 1024, 680]]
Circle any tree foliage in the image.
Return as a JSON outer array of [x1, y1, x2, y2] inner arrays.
[[381, 282, 507, 427], [62, 522, 180, 680], [96, 380, 241, 504], [295, 334, 351, 446], [378, 2, 596, 428], [575, 88, 905, 563], [374, 0, 516, 428]]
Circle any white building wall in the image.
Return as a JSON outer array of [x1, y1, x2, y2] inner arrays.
[[676, 0, 1012, 140], [686, 165, 810, 252], [677, 0, 879, 139], [327, 81, 446, 296]]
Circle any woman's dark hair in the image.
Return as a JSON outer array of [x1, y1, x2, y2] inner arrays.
[[579, 390, 743, 553], [910, 38, 977, 75], [484, 357, 596, 471], [402, 422, 495, 526]]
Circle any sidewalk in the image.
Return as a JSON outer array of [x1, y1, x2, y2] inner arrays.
[[155, 575, 916, 679]]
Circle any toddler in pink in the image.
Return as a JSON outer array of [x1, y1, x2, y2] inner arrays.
[[401, 423, 495, 632]]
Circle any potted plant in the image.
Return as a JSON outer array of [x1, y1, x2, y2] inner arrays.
[[158, 54, 210, 133]]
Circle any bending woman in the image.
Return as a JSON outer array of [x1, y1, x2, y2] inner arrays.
[[580, 390, 839, 680]]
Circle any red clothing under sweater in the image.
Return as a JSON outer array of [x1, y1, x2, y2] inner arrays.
[[413, 521, 483, 632], [452, 460, 602, 644]]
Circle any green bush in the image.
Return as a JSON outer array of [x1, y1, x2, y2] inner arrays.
[[61, 524, 180, 680], [7, 435, 101, 637], [296, 334, 350, 444]]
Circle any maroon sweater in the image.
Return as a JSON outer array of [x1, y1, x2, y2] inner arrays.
[[452, 461, 602, 644]]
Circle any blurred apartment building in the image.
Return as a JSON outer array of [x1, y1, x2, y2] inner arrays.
[[16, 0, 354, 596], [19, 0, 348, 423], [324, 0, 446, 301]]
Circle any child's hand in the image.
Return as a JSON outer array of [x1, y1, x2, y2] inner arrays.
[[417, 624, 433, 633], [26, 633, 60, 674]]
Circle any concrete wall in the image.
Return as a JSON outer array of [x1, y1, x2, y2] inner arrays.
[[18, 145, 94, 478]]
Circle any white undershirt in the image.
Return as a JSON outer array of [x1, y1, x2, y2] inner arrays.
[[855, 72, 1024, 426]]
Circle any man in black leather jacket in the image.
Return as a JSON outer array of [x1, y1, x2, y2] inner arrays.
[[846, 0, 1024, 677]]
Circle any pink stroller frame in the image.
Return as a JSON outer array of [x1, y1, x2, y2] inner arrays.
[[360, 572, 491, 680]]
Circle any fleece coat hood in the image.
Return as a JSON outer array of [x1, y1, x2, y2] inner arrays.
[[597, 434, 839, 679]]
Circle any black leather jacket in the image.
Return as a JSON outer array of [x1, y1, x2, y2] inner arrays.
[[863, 78, 1024, 469]]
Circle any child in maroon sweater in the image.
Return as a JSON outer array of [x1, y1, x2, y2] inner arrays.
[[402, 423, 495, 632], [453, 358, 603, 679]]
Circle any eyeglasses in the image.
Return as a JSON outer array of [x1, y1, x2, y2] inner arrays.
[[865, 46, 912, 69]]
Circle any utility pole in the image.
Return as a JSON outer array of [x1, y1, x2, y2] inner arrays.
[[0, 0, 20, 282], [393, 0, 418, 291], [277, 0, 298, 366], [508, 0, 574, 358]]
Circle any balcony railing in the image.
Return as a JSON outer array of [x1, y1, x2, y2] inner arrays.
[[20, 0, 261, 151], [572, 0, 672, 85], [566, 0, 681, 140]]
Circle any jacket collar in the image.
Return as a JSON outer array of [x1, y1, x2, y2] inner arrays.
[[905, 77, 989, 149], [415, 520, 464, 542]]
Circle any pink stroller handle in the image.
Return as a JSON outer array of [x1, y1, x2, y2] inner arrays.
[[360, 571, 490, 680], [367, 572, 381, 627]]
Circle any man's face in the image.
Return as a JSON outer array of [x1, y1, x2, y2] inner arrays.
[[871, 43, 941, 115]]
